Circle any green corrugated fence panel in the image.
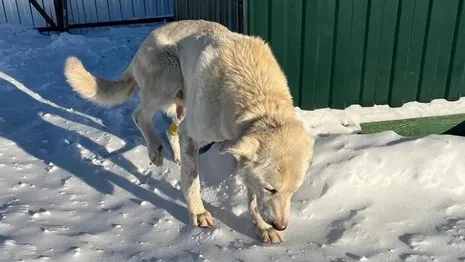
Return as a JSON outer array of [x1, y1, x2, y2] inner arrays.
[[174, 0, 242, 32], [248, 0, 465, 110], [269, 0, 304, 104], [418, 0, 460, 103], [248, 0, 270, 39], [331, 0, 369, 108], [448, 0, 465, 101], [389, 0, 429, 107], [364, 0, 399, 107], [300, 0, 337, 109]]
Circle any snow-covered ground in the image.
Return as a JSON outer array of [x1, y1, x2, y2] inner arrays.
[[0, 23, 465, 262]]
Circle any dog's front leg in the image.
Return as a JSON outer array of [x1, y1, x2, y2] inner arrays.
[[247, 188, 284, 244], [179, 131, 213, 227]]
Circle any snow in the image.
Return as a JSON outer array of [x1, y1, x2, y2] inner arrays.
[[1, 23, 465, 262]]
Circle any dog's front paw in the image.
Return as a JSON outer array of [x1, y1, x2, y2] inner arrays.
[[256, 226, 284, 244], [148, 145, 164, 167], [190, 210, 214, 228]]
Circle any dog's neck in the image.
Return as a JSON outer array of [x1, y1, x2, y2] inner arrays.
[[236, 112, 294, 140]]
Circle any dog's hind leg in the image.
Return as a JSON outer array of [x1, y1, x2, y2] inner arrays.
[[132, 96, 167, 167], [247, 188, 284, 244], [179, 123, 213, 228]]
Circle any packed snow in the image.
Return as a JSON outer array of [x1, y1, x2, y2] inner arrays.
[[0, 23, 465, 262]]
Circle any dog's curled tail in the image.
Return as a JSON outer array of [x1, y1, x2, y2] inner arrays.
[[64, 56, 137, 106]]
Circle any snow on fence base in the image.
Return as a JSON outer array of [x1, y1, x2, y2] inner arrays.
[[361, 113, 465, 137]]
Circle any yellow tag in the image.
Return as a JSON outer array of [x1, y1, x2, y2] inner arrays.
[[168, 122, 178, 136]]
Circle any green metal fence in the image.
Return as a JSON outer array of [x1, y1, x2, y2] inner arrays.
[[247, 0, 465, 110], [174, 0, 243, 32]]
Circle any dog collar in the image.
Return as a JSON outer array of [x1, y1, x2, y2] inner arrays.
[[199, 142, 215, 154]]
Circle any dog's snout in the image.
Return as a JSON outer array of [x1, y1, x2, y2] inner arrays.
[[272, 222, 287, 231]]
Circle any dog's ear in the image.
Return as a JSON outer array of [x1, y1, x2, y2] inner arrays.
[[218, 136, 260, 161]]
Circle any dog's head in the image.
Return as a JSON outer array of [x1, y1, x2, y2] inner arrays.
[[220, 120, 314, 231]]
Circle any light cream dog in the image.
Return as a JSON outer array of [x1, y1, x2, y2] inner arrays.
[[64, 20, 314, 244]]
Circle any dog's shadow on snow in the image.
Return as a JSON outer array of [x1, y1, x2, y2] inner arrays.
[[0, 73, 257, 241]]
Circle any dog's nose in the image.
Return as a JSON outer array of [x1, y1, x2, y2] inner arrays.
[[272, 222, 287, 231]]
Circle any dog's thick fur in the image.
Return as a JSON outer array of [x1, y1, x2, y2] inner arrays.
[[64, 20, 314, 244]]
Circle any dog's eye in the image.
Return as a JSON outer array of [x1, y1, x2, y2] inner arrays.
[[265, 188, 278, 194]]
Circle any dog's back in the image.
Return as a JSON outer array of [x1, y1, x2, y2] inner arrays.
[[151, 20, 230, 46]]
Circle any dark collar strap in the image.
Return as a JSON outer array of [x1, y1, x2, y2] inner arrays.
[[199, 142, 215, 154]]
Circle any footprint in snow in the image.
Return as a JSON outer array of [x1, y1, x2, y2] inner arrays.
[[28, 208, 51, 218], [326, 207, 367, 245]]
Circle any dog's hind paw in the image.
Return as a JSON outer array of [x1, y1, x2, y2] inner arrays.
[[148, 145, 164, 167], [190, 210, 214, 228], [257, 227, 284, 244], [173, 153, 181, 165]]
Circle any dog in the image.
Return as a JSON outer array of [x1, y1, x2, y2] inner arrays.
[[64, 20, 314, 244]]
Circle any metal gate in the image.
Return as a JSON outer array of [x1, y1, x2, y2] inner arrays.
[[0, 0, 174, 32]]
